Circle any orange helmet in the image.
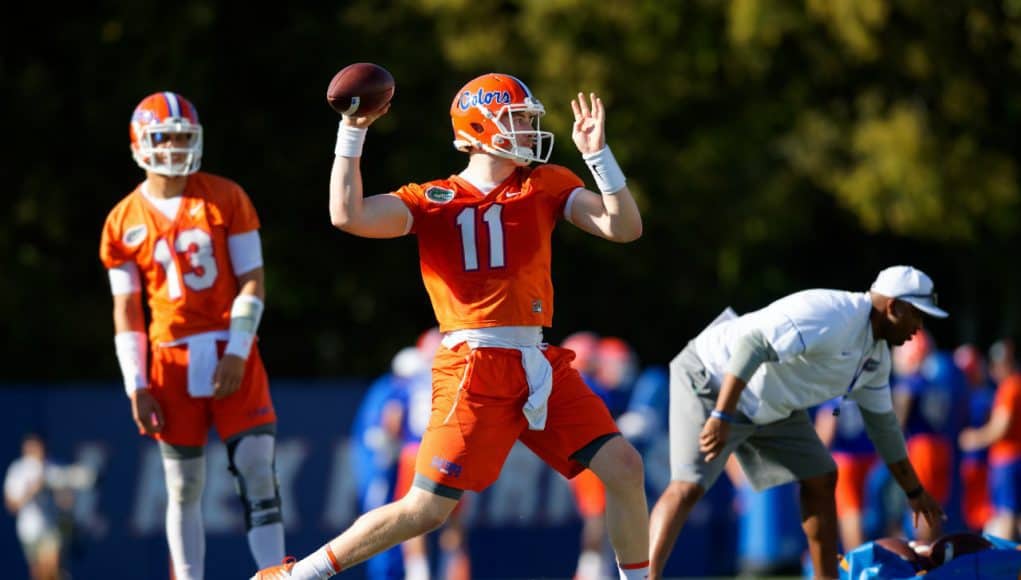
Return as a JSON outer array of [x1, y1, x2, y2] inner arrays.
[[450, 73, 553, 165], [416, 326, 443, 362], [561, 331, 599, 375], [130, 91, 203, 176], [595, 337, 638, 389]]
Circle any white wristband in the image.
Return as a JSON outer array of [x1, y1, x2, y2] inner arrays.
[[335, 122, 367, 158], [582, 145, 626, 195], [225, 295, 264, 359], [114, 331, 148, 396], [225, 330, 255, 359]]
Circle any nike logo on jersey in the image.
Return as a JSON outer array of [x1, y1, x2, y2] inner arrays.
[[504, 191, 521, 198], [189, 203, 203, 217]]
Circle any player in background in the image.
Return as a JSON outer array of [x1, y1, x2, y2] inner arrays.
[[562, 331, 601, 387], [959, 338, 1021, 540], [953, 344, 996, 533], [350, 345, 429, 579], [5, 433, 63, 580], [616, 365, 669, 447], [892, 339, 967, 542], [571, 336, 639, 580], [392, 328, 473, 580], [100, 92, 284, 579], [560, 330, 607, 579], [814, 398, 877, 552], [255, 73, 648, 579]]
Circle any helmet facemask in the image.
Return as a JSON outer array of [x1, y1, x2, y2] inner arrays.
[[482, 100, 554, 165], [132, 119, 203, 177]]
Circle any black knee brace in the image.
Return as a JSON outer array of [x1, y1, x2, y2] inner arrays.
[[227, 437, 283, 530]]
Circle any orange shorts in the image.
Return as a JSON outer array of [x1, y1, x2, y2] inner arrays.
[[395, 442, 420, 500], [960, 458, 993, 531], [149, 341, 276, 447], [906, 434, 952, 503], [833, 452, 876, 517], [415, 343, 618, 492], [397, 441, 467, 516], [570, 468, 607, 517]]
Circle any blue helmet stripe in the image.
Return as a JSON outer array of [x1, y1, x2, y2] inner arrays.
[[505, 74, 534, 100], [162, 91, 182, 118]]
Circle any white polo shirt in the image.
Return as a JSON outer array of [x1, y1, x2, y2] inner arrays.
[[3, 456, 59, 544], [692, 289, 892, 424]]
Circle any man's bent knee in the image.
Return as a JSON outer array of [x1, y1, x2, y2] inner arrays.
[[664, 480, 705, 508], [401, 486, 459, 531], [163, 456, 205, 505], [801, 470, 838, 498]]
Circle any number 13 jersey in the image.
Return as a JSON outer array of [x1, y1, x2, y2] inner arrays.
[[392, 164, 583, 332], [99, 172, 260, 343]]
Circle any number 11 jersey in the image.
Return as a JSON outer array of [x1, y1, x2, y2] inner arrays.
[[392, 164, 583, 332]]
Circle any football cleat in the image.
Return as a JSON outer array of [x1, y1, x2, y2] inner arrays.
[[250, 556, 296, 579]]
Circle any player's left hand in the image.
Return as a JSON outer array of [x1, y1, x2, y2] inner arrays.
[[908, 489, 946, 529], [699, 417, 730, 462], [213, 354, 246, 399], [571, 92, 606, 155]]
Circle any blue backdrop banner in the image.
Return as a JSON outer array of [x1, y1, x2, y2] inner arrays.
[[0, 383, 739, 579]]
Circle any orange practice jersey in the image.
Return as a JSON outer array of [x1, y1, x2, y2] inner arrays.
[[990, 374, 1021, 464], [100, 172, 260, 344], [392, 164, 583, 332]]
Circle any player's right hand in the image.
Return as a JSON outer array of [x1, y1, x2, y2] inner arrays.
[[909, 489, 946, 529], [699, 417, 730, 462], [130, 388, 165, 435], [342, 103, 391, 130]]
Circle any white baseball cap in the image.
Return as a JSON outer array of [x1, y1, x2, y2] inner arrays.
[[870, 265, 948, 318]]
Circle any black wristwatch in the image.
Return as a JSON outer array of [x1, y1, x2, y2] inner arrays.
[[906, 485, 925, 500]]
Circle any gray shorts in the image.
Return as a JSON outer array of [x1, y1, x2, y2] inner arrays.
[[668, 344, 836, 492]]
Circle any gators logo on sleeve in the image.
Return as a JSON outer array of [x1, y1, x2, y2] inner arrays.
[[123, 224, 148, 247], [425, 186, 455, 204]]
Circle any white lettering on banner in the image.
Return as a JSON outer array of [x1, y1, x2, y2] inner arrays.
[[122, 434, 672, 535], [128, 438, 311, 535], [323, 440, 359, 529], [71, 443, 109, 539], [544, 474, 575, 525]]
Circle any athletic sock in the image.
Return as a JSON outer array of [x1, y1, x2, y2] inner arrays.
[[575, 550, 604, 579], [618, 560, 649, 580], [290, 546, 342, 580]]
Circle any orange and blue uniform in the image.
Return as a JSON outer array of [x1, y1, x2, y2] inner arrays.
[[989, 373, 1021, 512], [392, 165, 618, 492], [99, 172, 275, 446]]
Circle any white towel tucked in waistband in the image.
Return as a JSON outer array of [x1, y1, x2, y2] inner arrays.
[[442, 326, 552, 431], [161, 331, 229, 398]]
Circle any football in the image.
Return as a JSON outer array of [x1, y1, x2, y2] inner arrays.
[[927, 532, 993, 568], [326, 63, 395, 116]]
